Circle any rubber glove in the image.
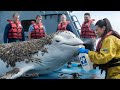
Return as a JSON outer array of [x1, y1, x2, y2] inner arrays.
[[78, 48, 89, 54]]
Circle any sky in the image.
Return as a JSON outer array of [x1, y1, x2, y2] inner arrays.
[[70, 11, 120, 34]]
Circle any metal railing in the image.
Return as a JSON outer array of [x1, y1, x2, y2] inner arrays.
[[70, 15, 81, 38]]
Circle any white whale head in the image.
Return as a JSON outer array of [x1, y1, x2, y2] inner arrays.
[[35, 31, 84, 74], [50, 30, 84, 55]]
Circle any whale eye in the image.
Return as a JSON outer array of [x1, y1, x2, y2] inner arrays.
[[56, 40, 60, 42]]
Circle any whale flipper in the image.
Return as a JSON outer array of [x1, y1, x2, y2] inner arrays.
[[0, 66, 34, 79]]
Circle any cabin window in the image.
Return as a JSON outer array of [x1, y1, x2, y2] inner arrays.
[[21, 19, 35, 32]]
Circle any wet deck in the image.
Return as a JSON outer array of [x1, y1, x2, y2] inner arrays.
[[31, 62, 105, 79]]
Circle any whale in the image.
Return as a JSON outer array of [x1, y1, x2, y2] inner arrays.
[[0, 31, 84, 79]]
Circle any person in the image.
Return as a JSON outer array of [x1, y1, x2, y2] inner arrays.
[[57, 14, 74, 68], [80, 13, 96, 51], [56, 14, 74, 33], [78, 18, 120, 79], [28, 15, 47, 40], [4, 13, 25, 43]]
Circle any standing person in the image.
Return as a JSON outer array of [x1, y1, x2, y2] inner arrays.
[[80, 13, 96, 51], [78, 18, 120, 79], [57, 14, 74, 33], [28, 15, 47, 40], [57, 14, 74, 68], [4, 13, 25, 43]]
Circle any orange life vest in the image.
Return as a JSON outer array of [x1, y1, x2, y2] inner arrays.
[[7, 20, 22, 39], [57, 21, 70, 31], [80, 19, 96, 38], [31, 21, 45, 39]]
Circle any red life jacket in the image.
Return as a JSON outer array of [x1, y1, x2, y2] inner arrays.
[[80, 19, 96, 38], [31, 21, 45, 39], [57, 21, 70, 31], [7, 20, 22, 39]]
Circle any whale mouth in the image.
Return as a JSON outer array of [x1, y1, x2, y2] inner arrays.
[[62, 43, 83, 46]]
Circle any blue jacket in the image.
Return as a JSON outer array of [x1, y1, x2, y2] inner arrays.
[[4, 24, 25, 43]]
